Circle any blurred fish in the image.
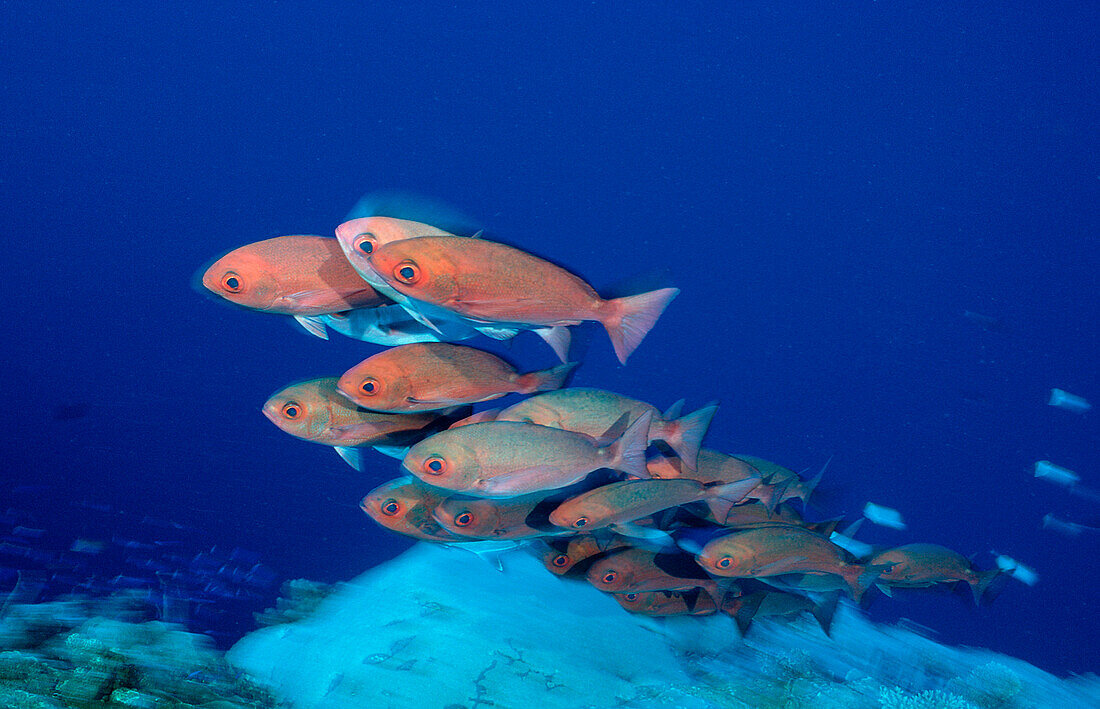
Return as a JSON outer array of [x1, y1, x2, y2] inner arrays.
[[317, 305, 477, 345], [366, 235, 679, 364], [200, 235, 387, 329], [338, 343, 576, 413], [402, 413, 652, 497], [962, 309, 1008, 333], [1048, 388, 1091, 414], [495, 389, 716, 470], [263, 377, 449, 468], [870, 543, 1002, 604], [862, 502, 907, 530], [1041, 512, 1100, 536]]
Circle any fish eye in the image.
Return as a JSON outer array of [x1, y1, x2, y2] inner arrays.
[[624, 593, 638, 602], [600, 570, 617, 584], [393, 260, 421, 285], [329, 311, 349, 320], [358, 378, 380, 396], [280, 401, 302, 419], [353, 233, 376, 256], [380, 499, 402, 516], [551, 554, 569, 568], [573, 517, 589, 528], [717, 557, 732, 569], [454, 511, 474, 527], [423, 456, 447, 475], [221, 271, 243, 293]]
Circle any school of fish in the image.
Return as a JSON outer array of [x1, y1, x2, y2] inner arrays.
[[201, 204, 1007, 635]]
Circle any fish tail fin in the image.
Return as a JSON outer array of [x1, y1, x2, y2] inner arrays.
[[658, 402, 718, 471], [517, 361, 578, 394], [602, 287, 680, 364], [848, 562, 894, 602], [723, 591, 765, 637], [972, 568, 1008, 606], [702, 479, 761, 520], [605, 411, 653, 478], [811, 593, 840, 636], [793, 456, 830, 507]]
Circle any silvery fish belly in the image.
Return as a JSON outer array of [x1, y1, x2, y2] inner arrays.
[[321, 305, 479, 345]]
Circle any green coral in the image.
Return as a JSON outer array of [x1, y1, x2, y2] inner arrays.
[[945, 662, 1023, 708]]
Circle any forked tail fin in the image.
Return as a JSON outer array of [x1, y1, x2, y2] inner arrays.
[[657, 403, 718, 471], [602, 287, 680, 364]]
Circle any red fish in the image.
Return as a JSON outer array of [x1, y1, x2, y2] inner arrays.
[[432, 491, 567, 540], [201, 235, 386, 316], [696, 527, 883, 601], [585, 547, 721, 594], [366, 235, 679, 364], [401, 414, 652, 498], [538, 533, 633, 576], [337, 343, 575, 413], [548, 477, 760, 534], [869, 543, 1003, 604], [495, 389, 716, 470], [262, 377, 446, 468], [359, 477, 461, 542], [613, 588, 717, 616]]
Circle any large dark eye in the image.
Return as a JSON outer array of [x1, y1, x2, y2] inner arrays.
[[551, 554, 569, 568], [600, 570, 617, 585], [359, 378, 380, 395], [221, 272, 242, 293], [393, 260, 421, 284], [573, 517, 588, 529], [281, 401, 302, 419], [423, 456, 447, 475], [353, 233, 376, 256], [381, 499, 401, 516], [454, 511, 474, 527], [717, 557, 732, 569], [624, 593, 638, 602]]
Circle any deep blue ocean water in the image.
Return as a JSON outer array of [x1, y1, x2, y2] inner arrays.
[[2, 2, 1096, 677]]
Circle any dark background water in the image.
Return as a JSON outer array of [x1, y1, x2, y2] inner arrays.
[[2, 2, 1096, 675]]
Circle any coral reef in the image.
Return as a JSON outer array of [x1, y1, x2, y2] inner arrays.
[[0, 595, 274, 708]]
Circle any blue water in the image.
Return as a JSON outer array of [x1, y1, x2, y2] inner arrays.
[[2, 2, 1096, 676]]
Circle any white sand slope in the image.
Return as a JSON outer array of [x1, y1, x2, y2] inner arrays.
[[228, 543, 1099, 709]]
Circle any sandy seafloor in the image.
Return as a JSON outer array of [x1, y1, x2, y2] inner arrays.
[[4, 542, 1093, 709]]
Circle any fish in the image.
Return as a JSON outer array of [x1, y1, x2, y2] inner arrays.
[[547, 477, 760, 535], [365, 235, 680, 364], [432, 491, 568, 540], [333, 216, 490, 341], [585, 546, 719, 594], [695, 526, 884, 601], [401, 413, 652, 498], [538, 533, 633, 576], [316, 305, 477, 345], [337, 343, 577, 413], [613, 588, 718, 616], [359, 477, 462, 542], [869, 543, 1003, 604], [201, 235, 387, 318], [646, 450, 777, 508], [729, 455, 823, 507], [262, 378, 449, 469], [494, 389, 716, 470]]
